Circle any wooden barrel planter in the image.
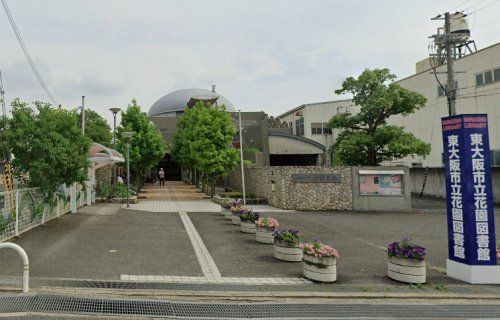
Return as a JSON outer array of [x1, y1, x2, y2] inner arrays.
[[274, 239, 302, 262], [231, 213, 241, 225], [226, 208, 238, 220], [240, 221, 256, 234], [387, 256, 426, 284], [302, 255, 337, 282], [256, 227, 274, 244], [221, 207, 228, 216], [223, 210, 232, 220]]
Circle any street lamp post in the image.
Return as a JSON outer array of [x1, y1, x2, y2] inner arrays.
[[109, 107, 121, 145], [122, 131, 134, 208], [109, 108, 121, 185]]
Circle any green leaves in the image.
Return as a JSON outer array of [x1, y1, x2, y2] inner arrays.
[[172, 101, 238, 177], [1, 99, 91, 203], [329, 68, 430, 166], [116, 99, 166, 179]]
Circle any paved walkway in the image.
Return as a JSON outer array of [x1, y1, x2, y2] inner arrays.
[[138, 181, 207, 201], [125, 200, 221, 213]]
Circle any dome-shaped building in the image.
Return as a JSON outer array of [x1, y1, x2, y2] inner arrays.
[[148, 87, 237, 180], [148, 88, 235, 117]]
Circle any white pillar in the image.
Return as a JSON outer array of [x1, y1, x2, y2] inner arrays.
[[91, 168, 96, 203], [86, 167, 92, 206], [70, 183, 77, 213], [14, 189, 19, 237]]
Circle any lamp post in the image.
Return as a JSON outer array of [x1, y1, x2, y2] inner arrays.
[[109, 107, 121, 145], [122, 131, 134, 208], [109, 107, 121, 185]]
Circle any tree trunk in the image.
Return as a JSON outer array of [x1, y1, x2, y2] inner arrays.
[[210, 175, 216, 198]]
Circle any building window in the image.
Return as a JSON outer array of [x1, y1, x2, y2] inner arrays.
[[295, 117, 304, 136], [485, 70, 493, 84], [476, 73, 484, 86], [311, 122, 332, 135], [311, 123, 322, 135], [490, 149, 500, 167], [494, 68, 500, 82], [437, 81, 458, 97], [476, 67, 500, 86]]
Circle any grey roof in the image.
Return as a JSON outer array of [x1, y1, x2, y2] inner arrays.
[[148, 88, 235, 116], [268, 131, 326, 150]]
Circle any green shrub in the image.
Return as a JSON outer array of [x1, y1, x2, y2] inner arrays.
[[219, 191, 256, 199]]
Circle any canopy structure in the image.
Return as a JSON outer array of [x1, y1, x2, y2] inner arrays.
[[86, 143, 125, 205], [89, 142, 125, 169]]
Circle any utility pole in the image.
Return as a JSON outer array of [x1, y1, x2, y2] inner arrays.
[[444, 12, 456, 116], [0, 70, 6, 117], [81, 96, 85, 134]]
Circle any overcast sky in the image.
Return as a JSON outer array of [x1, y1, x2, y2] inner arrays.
[[1, 0, 499, 125]]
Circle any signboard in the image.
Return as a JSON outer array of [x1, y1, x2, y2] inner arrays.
[[442, 114, 497, 265], [291, 173, 341, 183], [359, 173, 403, 196]]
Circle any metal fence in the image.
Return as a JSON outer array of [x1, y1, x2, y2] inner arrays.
[[0, 185, 86, 243]]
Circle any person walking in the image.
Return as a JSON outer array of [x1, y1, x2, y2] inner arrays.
[[158, 168, 165, 186]]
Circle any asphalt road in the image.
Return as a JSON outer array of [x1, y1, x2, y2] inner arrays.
[[0, 202, 498, 296], [0, 204, 201, 279]]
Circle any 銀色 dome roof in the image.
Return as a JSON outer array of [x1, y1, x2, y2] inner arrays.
[[148, 88, 235, 116]]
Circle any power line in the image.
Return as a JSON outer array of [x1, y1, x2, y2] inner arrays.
[[1, 0, 58, 106], [462, 0, 489, 12], [468, 0, 499, 14], [449, 0, 475, 12]]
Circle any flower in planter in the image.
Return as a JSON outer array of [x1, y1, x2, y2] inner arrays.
[[387, 238, 426, 261], [239, 208, 260, 222], [256, 217, 279, 231], [274, 228, 301, 243], [497, 245, 500, 259], [221, 197, 232, 209], [300, 240, 339, 259], [230, 199, 242, 211]]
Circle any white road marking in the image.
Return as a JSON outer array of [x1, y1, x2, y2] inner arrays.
[[179, 211, 221, 278]]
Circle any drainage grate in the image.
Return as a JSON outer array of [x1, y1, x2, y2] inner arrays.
[[173, 303, 245, 318], [1, 295, 500, 318], [0, 295, 34, 313]]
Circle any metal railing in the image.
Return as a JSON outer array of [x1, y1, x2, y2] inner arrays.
[[0, 185, 86, 243]]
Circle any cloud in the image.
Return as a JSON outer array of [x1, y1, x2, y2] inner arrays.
[[0, 0, 498, 124]]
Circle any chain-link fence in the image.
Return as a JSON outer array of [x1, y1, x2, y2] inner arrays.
[[0, 184, 86, 243]]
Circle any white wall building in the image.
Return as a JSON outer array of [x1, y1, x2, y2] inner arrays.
[[389, 42, 500, 168], [277, 42, 500, 169], [277, 99, 353, 152]]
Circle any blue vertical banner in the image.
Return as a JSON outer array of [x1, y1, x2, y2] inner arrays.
[[442, 114, 497, 265]]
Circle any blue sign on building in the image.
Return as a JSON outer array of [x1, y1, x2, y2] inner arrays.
[[442, 114, 497, 265]]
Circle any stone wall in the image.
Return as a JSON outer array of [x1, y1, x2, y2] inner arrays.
[[95, 164, 113, 186], [228, 166, 353, 211]]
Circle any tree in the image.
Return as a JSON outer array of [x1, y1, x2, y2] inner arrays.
[[172, 101, 238, 195], [328, 68, 431, 166], [76, 109, 113, 146], [116, 99, 166, 188], [0, 99, 90, 203]]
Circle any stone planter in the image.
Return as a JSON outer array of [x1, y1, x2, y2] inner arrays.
[[274, 238, 302, 262], [221, 207, 228, 216], [226, 208, 238, 220], [223, 210, 232, 220], [231, 213, 241, 225], [240, 221, 256, 234], [302, 254, 337, 282], [387, 256, 426, 284], [256, 227, 275, 244]]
